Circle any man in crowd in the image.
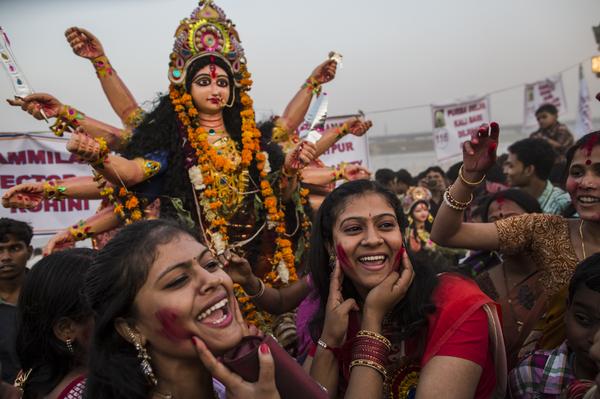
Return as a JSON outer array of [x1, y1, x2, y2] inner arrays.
[[503, 138, 571, 215], [395, 169, 412, 197], [418, 166, 447, 216], [530, 103, 574, 160], [0, 218, 33, 383], [375, 168, 398, 193]]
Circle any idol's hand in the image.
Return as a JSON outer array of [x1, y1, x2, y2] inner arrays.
[[343, 117, 373, 137], [43, 230, 74, 256], [310, 59, 337, 85], [362, 249, 414, 327], [2, 182, 44, 209], [6, 93, 62, 120], [66, 129, 102, 164], [193, 337, 281, 399], [462, 122, 499, 180], [321, 261, 359, 347], [284, 141, 317, 173], [65, 27, 105, 60], [342, 164, 371, 181]]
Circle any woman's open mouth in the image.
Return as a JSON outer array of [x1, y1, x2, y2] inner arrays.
[[357, 254, 388, 271], [196, 297, 232, 328]]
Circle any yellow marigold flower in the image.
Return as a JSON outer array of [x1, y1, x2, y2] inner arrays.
[[131, 209, 143, 221], [119, 187, 127, 197], [125, 196, 139, 209]]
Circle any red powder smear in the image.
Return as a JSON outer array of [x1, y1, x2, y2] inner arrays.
[[392, 247, 404, 271], [335, 244, 352, 270], [155, 309, 193, 342], [565, 179, 579, 195], [582, 134, 599, 158], [495, 194, 505, 210]]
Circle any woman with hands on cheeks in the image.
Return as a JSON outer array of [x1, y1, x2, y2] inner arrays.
[[83, 219, 280, 399], [305, 180, 506, 399]]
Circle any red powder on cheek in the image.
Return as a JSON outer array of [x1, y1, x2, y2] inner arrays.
[[155, 309, 193, 342], [565, 179, 579, 195], [392, 247, 404, 271], [336, 244, 352, 270]]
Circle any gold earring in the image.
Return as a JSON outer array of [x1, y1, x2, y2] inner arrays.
[[65, 338, 74, 354], [226, 91, 236, 108], [128, 329, 158, 386]]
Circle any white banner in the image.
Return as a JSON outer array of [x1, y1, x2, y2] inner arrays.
[[314, 115, 370, 169], [523, 74, 567, 128], [0, 133, 101, 235], [575, 65, 592, 139], [430, 96, 491, 162]]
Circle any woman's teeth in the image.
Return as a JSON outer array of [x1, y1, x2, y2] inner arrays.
[[197, 298, 228, 323], [359, 255, 386, 264], [578, 196, 600, 204]]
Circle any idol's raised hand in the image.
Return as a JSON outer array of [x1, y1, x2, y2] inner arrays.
[[43, 230, 74, 256], [284, 141, 317, 172], [462, 122, 499, 177], [343, 117, 373, 137], [310, 59, 338, 85], [342, 164, 371, 181], [65, 27, 105, 60], [6, 93, 62, 120], [1, 182, 44, 209], [66, 128, 102, 164]]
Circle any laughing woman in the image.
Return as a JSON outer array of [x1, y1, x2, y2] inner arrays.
[[83, 219, 280, 399], [306, 180, 506, 399]]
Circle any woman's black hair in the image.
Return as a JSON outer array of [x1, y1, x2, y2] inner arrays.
[[568, 252, 600, 302], [83, 219, 197, 399], [120, 56, 284, 265], [481, 188, 542, 223], [308, 180, 438, 344], [563, 130, 600, 184], [16, 248, 95, 399]]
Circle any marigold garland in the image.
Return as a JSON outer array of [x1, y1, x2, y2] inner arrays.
[[94, 172, 144, 224]]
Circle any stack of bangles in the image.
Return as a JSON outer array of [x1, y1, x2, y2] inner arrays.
[[458, 165, 486, 187], [443, 186, 474, 211], [301, 76, 322, 96], [50, 105, 85, 137], [42, 180, 67, 200], [349, 330, 391, 379]]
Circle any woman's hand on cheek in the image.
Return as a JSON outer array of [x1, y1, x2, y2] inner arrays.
[[362, 250, 414, 330], [320, 261, 359, 347], [193, 337, 280, 399]]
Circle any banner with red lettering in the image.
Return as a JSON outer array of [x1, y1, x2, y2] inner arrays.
[[314, 114, 370, 169], [0, 133, 101, 235], [523, 74, 567, 128], [430, 96, 491, 162]]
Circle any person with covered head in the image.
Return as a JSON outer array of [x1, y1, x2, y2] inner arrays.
[[432, 125, 600, 353]]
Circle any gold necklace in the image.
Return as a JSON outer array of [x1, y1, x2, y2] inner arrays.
[[579, 219, 587, 259]]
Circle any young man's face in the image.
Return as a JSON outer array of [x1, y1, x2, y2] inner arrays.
[[423, 171, 446, 193], [536, 111, 558, 129], [0, 235, 32, 281], [503, 153, 532, 188], [565, 285, 600, 375]]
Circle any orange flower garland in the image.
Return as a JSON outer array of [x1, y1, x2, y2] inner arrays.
[[169, 66, 298, 288]]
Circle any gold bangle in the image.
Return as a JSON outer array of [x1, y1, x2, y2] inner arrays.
[[246, 278, 265, 299], [458, 165, 485, 186], [349, 359, 387, 379], [443, 187, 473, 211], [356, 330, 391, 350]]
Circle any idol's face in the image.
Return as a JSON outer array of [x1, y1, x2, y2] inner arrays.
[[190, 64, 231, 115]]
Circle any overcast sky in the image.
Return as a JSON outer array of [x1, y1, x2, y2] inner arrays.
[[1, 0, 600, 137]]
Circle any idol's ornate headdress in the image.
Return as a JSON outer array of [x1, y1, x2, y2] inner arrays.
[[402, 186, 432, 215], [168, 0, 246, 87]]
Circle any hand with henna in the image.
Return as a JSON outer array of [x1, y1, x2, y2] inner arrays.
[[284, 141, 317, 173], [6, 93, 62, 120], [310, 59, 338, 85], [2, 182, 44, 209], [66, 128, 102, 164], [65, 27, 105, 60], [461, 122, 499, 181], [343, 117, 373, 137], [43, 229, 75, 256], [342, 164, 371, 181]]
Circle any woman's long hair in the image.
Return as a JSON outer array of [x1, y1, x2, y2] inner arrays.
[[122, 57, 284, 227], [83, 219, 197, 399], [16, 248, 94, 399], [308, 180, 439, 343]]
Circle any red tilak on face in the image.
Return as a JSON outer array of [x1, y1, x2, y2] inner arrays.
[[336, 243, 352, 270], [209, 64, 217, 79], [582, 134, 599, 165], [155, 309, 193, 342]]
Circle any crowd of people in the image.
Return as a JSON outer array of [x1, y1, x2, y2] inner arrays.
[[1, 1, 600, 398]]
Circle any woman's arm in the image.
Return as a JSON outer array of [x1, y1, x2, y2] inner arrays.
[[65, 27, 141, 130], [430, 123, 501, 250], [416, 356, 482, 399]]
